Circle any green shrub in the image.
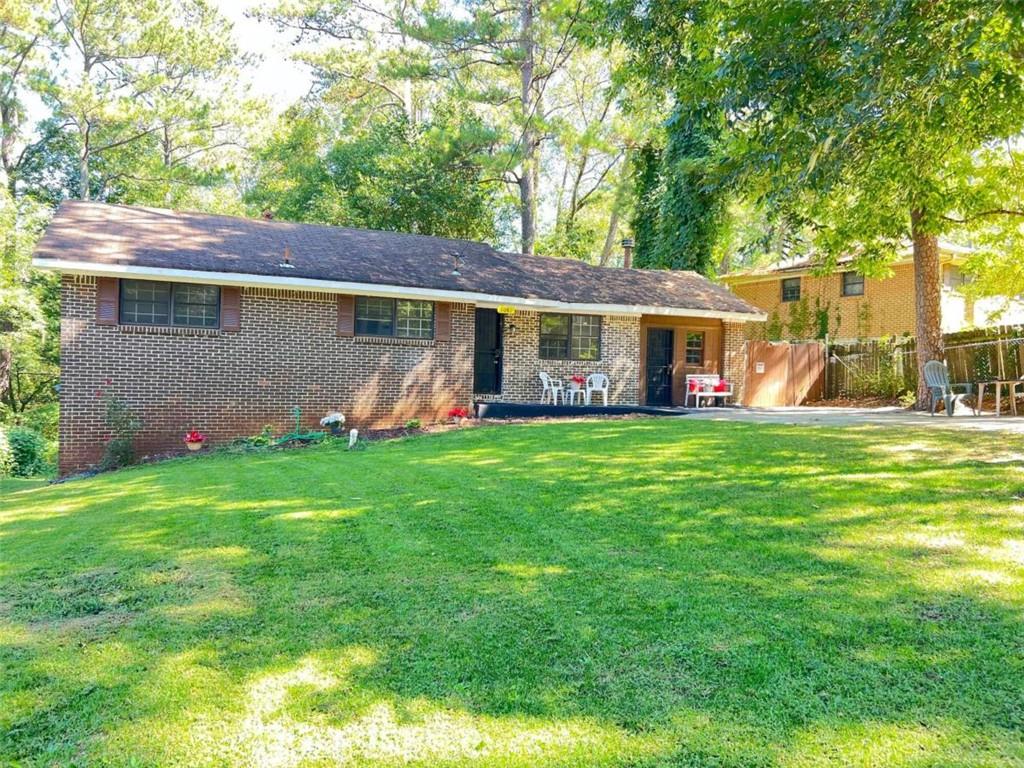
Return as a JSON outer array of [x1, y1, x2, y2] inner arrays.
[[0, 428, 13, 476], [250, 425, 275, 447], [7, 426, 48, 476], [19, 403, 59, 440], [404, 418, 422, 430], [99, 396, 142, 471]]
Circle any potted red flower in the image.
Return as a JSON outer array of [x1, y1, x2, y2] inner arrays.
[[569, 374, 586, 390], [184, 430, 207, 452], [448, 406, 470, 424]]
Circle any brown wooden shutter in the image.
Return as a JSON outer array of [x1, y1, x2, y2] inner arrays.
[[336, 294, 355, 337], [434, 302, 451, 342], [95, 277, 119, 325], [220, 286, 241, 332]]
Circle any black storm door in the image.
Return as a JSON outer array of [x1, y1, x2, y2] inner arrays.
[[474, 308, 503, 394], [645, 328, 674, 405]]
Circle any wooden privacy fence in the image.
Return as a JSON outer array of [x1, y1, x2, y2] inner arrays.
[[825, 325, 1024, 399], [744, 340, 826, 406]]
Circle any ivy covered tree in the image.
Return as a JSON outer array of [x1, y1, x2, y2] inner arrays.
[[630, 106, 724, 275], [606, 0, 1024, 405]]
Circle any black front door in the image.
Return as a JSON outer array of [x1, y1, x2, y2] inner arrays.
[[646, 328, 674, 405], [474, 308, 503, 394]]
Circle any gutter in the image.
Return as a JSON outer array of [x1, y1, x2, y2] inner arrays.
[[33, 258, 768, 323]]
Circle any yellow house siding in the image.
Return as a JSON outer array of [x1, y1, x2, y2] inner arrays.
[[729, 263, 923, 340]]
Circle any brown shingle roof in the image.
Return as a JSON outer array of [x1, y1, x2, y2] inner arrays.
[[34, 201, 762, 317]]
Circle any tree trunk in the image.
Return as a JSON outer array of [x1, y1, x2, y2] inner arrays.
[[1, 98, 16, 195], [911, 208, 944, 408], [518, 0, 536, 255], [599, 204, 621, 267], [599, 149, 632, 266], [79, 124, 90, 201], [0, 348, 10, 405]]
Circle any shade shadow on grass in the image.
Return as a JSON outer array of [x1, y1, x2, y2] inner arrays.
[[1, 420, 1023, 766]]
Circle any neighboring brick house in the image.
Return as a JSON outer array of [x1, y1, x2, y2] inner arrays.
[[723, 244, 1024, 341], [34, 201, 764, 474]]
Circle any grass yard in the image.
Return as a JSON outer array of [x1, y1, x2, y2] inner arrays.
[[1, 419, 1023, 767]]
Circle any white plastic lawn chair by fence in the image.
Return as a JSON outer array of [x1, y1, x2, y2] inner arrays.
[[585, 373, 610, 405], [539, 372, 564, 405]]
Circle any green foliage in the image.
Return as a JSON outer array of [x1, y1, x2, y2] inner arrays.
[[5, 425, 47, 476], [631, 108, 725, 276], [249, 425, 276, 448], [99, 396, 142, 472], [246, 107, 501, 241], [786, 297, 812, 340], [849, 339, 914, 400], [630, 143, 662, 267], [856, 302, 873, 340], [0, 191, 58, 420], [607, 0, 1024, 358], [764, 311, 784, 341], [0, 427, 12, 476], [814, 299, 837, 341], [404, 418, 422, 430]]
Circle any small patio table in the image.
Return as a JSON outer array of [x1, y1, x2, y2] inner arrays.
[[977, 380, 1022, 417]]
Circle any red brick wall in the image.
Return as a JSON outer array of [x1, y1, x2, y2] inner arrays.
[[59, 276, 474, 473], [59, 275, 759, 473], [478, 311, 641, 405], [722, 321, 747, 404]]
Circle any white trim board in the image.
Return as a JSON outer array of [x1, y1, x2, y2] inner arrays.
[[33, 258, 768, 322]]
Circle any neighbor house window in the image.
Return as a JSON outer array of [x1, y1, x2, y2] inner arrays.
[[355, 297, 434, 339], [120, 280, 219, 328], [685, 332, 704, 365], [841, 271, 865, 297], [781, 277, 801, 302], [539, 313, 601, 360]]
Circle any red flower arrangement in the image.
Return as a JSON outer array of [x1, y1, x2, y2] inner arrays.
[[184, 430, 207, 451], [570, 374, 586, 386], [448, 407, 469, 420]]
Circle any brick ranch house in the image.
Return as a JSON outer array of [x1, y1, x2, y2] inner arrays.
[[723, 243, 1024, 341], [34, 201, 765, 474]]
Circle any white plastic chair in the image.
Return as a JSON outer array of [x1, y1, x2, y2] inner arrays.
[[539, 372, 564, 405], [585, 373, 609, 405]]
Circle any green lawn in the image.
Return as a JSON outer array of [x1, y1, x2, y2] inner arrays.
[[0, 476, 50, 496], [2, 420, 1023, 767]]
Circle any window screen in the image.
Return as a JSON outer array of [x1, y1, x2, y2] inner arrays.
[[355, 297, 435, 338], [685, 332, 704, 364], [841, 271, 865, 297], [539, 314, 571, 359], [781, 277, 801, 302], [539, 314, 601, 360], [172, 283, 220, 327], [121, 280, 171, 325], [355, 297, 395, 336], [120, 280, 220, 328], [570, 316, 601, 360], [396, 300, 434, 339]]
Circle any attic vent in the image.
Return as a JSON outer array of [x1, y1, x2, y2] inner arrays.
[[451, 253, 461, 276], [279, 245, 295, 269]]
